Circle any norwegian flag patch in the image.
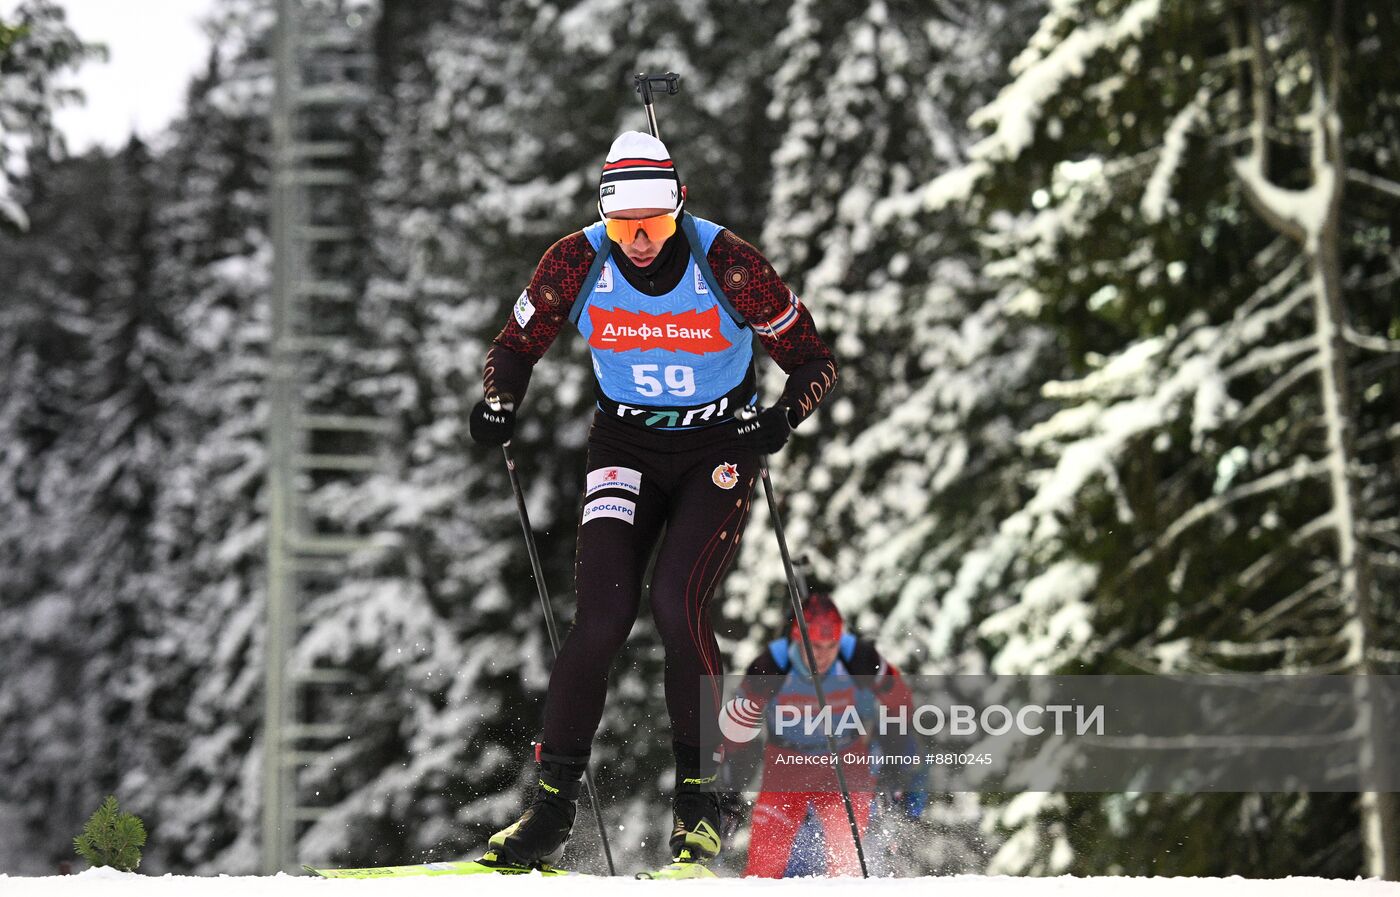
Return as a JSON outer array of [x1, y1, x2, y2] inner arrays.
[[754, 290, 802, 338]]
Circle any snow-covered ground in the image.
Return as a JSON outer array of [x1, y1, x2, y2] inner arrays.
[[3, 869, 1399, 897]]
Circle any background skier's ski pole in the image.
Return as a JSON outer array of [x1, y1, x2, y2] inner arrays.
[[501, 441, 617, 876], [750, 438, 870, 878]]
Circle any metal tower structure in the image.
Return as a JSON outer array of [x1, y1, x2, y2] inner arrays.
[[264, 0, 385, 875]]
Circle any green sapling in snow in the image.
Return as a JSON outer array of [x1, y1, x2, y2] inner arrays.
[[74, 795, 146, 872]]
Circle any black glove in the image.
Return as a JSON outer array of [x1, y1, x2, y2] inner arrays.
[[717, 790, 751, 840], [878, 757, 928, 821], [469, 400, 515, 445], [735, 405, 792, 454]]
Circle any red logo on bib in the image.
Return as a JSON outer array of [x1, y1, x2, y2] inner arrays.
[[588, 306, 731, 355]]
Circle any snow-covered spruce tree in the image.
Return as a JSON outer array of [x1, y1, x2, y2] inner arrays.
[[56, 137, 180, 861], [288, 0, 791, 872], [0, 0, 99, 230], [122, 0, 282, 872], [0, 156, 109, 873], [0, 134, 175, 870], [730, 0, 1052, 669], [938, 0, 1400, 877], [271, 0, 587, 869], [719, 0, 1048, 873]]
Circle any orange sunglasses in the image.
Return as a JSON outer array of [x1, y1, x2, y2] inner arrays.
[[603, 208, 680, 244]]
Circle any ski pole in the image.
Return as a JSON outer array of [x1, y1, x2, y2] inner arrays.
[[746, 426, 870, 878], [501, 441, 617, 876], [633, 71, 680, 140]]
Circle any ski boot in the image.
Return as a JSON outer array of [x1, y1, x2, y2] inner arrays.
[[667, 743, 722, 866], [633, 744, 727, 880], [637, 773, 723, 879], [485, 749, 589, 870]]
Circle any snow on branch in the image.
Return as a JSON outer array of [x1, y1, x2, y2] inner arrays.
[[1369, 647, 1400, 666], [1229, 257, 1308, 328], [1220, 335, 1316, 382], [1236, 511, 1337, 593], [1134, 641, 1213, 674], [1232, 150, 1335, 249], [907, 159, 991, 214], [1016, 330, 1264, 538], [1199, 634, 1337, 659], [968, 0, 1163, 164], [1242, 570, 1341, 638], [0, 182, 27, 231], [979, 559, 1098, 674], [1232, 354, 1320, 430], [1025, 282, 1310, 464], [1007, 0, 1085, 77], [1178, 280, 1310, 378], [1355, 422, 1400, 454], [1346, 168, 1400, 201], [1142, 86, 1212, 224], [1343, 326, 1400, 354], [1125, 457, 1331, 579], [1040, 337, 1165, 404], [916, 0, 1165, 213], [1231, 85, 1339, 252], [1024, 382, 1190, 520], [1362, 526, 1400, 555]]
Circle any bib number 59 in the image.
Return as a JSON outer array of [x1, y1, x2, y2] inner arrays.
[[632, 364, 696, 398]]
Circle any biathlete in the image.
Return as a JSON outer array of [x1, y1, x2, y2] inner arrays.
[[469, 130, 838, 870], [721, 592, 926, 877]]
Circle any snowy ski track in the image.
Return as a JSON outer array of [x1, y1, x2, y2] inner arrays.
[[3, 869, 1400, 896]]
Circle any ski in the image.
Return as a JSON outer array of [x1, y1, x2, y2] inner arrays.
[[302, 858, 576, 879], [635, 861, 718, 880], [303, 858, 717, 880]]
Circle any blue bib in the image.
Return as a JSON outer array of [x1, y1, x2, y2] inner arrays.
[[574, 216, 755, 429], [764, 636, 876, 754]]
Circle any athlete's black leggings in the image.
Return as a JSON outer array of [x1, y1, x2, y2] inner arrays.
[[540, 412, 758, 756]]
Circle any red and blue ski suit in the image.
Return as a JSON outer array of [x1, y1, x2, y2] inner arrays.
[[726, 635, 915, 877]]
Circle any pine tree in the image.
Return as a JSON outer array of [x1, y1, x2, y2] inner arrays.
[[73, 796, 147, 872], [948, 0, 1400, 877], [123, 0, 280, 871], [733, 0, 1048, 654], [0, 163, 96, 872], [0, 133, 171, 871], [0, 0, 100, 230], [717, 1, 1047, 871]]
